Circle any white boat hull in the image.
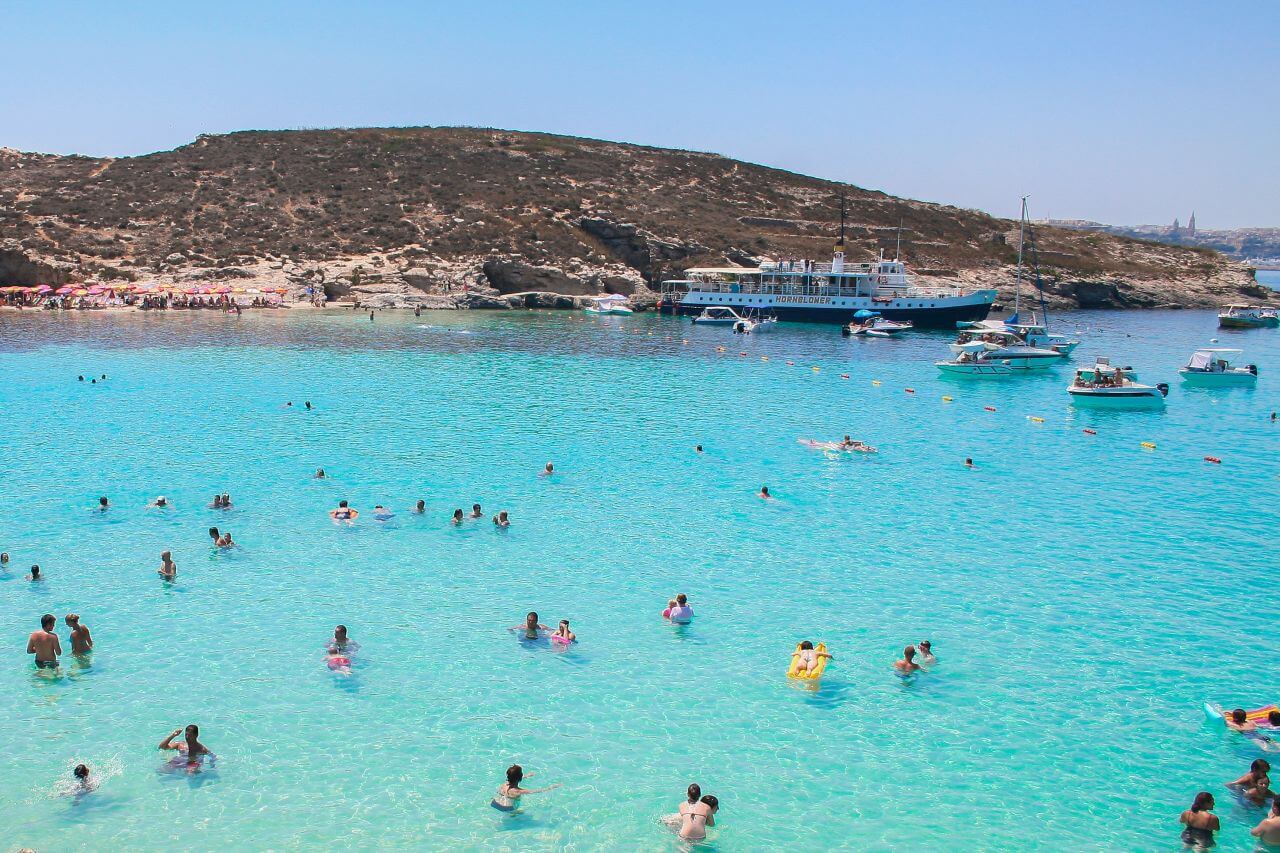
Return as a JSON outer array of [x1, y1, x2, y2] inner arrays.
[[936, 361, 1014, 376], [1179, 369, 1257, 386]]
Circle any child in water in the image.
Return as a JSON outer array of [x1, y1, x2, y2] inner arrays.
[[552, 620, 576, 645], [792, 641, 831, 675]]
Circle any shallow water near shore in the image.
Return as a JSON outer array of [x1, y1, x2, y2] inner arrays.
[[1, 306, 1278, 851]]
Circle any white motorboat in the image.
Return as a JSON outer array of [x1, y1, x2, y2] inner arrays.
[[732, 313, 778, 334], [842, 310, 912, 337], [1179, 348, 1258, 386], [691, 306, 747, 325], [948, 329, 1062, 369], [583, 294, 634, 315], [1068, 358, 1168, 407], [1218, 304, 1279, 329], [1005, 320, 1079, 355], [935, 343, 1016, 376]]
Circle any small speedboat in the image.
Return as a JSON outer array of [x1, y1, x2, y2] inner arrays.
[[842, 309, 911, 337], [732, 314, 777, 334], [1179, 348, 1258, 386], [583, 294, 634, 315], [936, 342, 1015, 376], [691, 306, 747, 325], [1218, 304, 1279, 329], [1068, 358, 1168, 407]]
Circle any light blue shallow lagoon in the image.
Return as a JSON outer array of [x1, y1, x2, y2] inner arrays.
[[1, 303, 1278, 851]]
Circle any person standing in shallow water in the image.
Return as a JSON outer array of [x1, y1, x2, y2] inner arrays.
[[1179, 791, 1219, 848], [65, 614, 92, 654], [490, 764, 559, 812], [158, 551, 176, 581], [27, 614, 62, 669]]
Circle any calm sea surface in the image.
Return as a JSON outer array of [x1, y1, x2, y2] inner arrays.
[[1, 302, 1278, 851]]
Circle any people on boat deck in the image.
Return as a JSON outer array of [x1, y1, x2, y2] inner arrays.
[[894, 645, 922, 674], [470, 503, 483, 518], [1253, 797, 1280, 845], [1228, 759, 1274, 804], [27, 614, 61, 669], [158, 551, 176, 580], [329, 500, 358, 521], [66, 614, 92, 654], [493, 510, 510, 528], [159, 724, 210, 758], [668, 593, 693, 623], [918, 640, 936, 664], [792, 640, 831, 675], [490, 764, 560, 812], [451, 508, 464, 525], [512, 612, 551, 639], [758, 485, 771, 499], [98, 496, 109, 510], [1179, 792, 1219, 849]]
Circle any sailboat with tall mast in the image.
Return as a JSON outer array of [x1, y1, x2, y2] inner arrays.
[[1003, 197, 1080, 355]]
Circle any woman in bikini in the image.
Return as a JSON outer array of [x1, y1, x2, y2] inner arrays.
[[490, 764, 559, 812]]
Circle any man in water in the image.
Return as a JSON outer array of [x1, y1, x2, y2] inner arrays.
[[150, 495, 168, 508], [512, 612, 551, 639], [1227, 709, 1259, 733], [470, 503, 484, 519], [159, 724, 210, 758], [315, 468, 327, 479], [158, 551, 177, 581], [328, 625, 356, 653], [758, 485, 771, 499], [965, 458, 975, 468], [695, 445, 703, 453], [0, 552, 8, 567], [413, 500, 425, 514], [27, 614, 62, 669], [542, 462, 554, 475], [669, 594, 693, 624], [98, 496, 109, 511], [65, 614, 93, 654], [894, 645, 922, 674], [329, 500, 358, 520], [1252, 797, 1280, 845], [28, 565, 42, 581]]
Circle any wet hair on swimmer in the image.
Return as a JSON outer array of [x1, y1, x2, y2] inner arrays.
[[1270, 711, 1280, 726], [1233, 708, 1248, 724], [338, 500, 349, 508], [687, 783, 701, 803], [676, 594, 687, 605], [1191, 791, 1215, 812], [1253, 759, 1271, 776], [701, 794, 719, 811], [506, 764, 523, 786], [41, 613, 55, 629], [74, 764, 89, 779]]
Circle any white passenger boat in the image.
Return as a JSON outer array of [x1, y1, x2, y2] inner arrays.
[[948, 329, 1062, 369], [1218, 304, 1279, 329], [1068, 358, 1168, 407], [691, 305, 746, 325], [1179, 348, 1258, 386], [583, 294, 634, 315], [657, 200, 996, 328]]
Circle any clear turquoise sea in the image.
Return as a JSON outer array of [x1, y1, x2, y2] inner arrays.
[[1, 299, 1278, 851]]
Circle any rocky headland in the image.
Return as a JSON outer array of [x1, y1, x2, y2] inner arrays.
[[0, 128, 1268, 310]]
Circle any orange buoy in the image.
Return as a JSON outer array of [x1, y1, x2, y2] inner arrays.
[[983, 406, 997, 412], [1204, 455, 1221, 464], [905, 388, 915, 394], [840, 373, 850, 379], [1083, 429, 1097, 435]]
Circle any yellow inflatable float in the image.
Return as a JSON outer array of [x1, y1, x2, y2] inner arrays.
[[787, 642, 831, 680]]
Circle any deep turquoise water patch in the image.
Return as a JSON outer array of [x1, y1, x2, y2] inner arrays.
[[1, 307, 1277, 850]]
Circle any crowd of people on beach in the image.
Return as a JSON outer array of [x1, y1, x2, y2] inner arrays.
[[0, 285, 294, 311]]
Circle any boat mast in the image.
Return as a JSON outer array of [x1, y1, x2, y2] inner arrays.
[[1014, 195, 1028, 318]]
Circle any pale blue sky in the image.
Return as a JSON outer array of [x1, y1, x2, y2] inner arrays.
[[2, 0, 1276, 227]]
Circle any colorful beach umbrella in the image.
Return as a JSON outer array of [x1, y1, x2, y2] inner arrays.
[[55, 285, 75, 295], [36, 284, 53, 293]]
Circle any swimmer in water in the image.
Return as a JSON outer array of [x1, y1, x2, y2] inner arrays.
[[791, 640, 831, 675], [65, 614, 92, 654], [1228, 759, 1274, 805], [159, 724, 211, 759], [72, 763, 95, 794], [27, 614, 62, 669], [696, 445, 703, 453], [758, 485, 771, 499], [329, 500, 358, 521], [494, 510, 510, 528], [373, 504, 393, 519], [0, 552, 8, 569], [965, 458, 975, 468], [676, 784, 718, 840], [220, 492, 231, 508], [668, 593, 693, 624], [158, 551, 176, 581], [210, 494, 223, 508], [470, 503, 483, 519], [511, 612, 551, 640], [413, 500, 425, 514], [662, 599, 677, 619], [894, 645, 922, 674], [327, 624, 357, 653], [552, 620, 576, 644], [98, 496, 109, 511], [918, 640, 936, 665], [1180, 791, 1220, 849], [490, 764, 559, 812], [216, 531, 234, 548], [1226, 708, 1258, 733], [150, 495, 168, 508], [451, 508, 464, 525], [305, 401, 312, 410], [315, 468, 326, 479], [209, 526, 221, 545], [28, 564, 42, 581], [1253, 796, 1280, 845]]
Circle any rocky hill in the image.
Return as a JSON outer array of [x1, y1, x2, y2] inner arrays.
[[0, 127, 1268, 309]]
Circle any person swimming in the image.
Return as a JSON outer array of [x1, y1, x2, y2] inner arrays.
[[918, 640, 936, 664], [97, 496, 109, 511], [1252, 796, 1280, 845], [1227, 708, 1258, 732], [216, 531, 234, 548], [326, 625, 358, 672], [27, 614, 61, 669], [662, 599, 677, 619], [490, 764, 559, 812], [512, 612, 551, 640], [71, 763, 95, 793], [965, 458, 975, 468], [668, 593, 693, 624], [894, 645, 922, 674], [413, 500, 425, 514], [1229, 758, 1274, 805], [159, 724, 211, 762], [211, 494, 224, 508], [552, 620, 576, 644], [150, 495, 169, 508], [493, 510, 510, 528], [209, 526, 221, 544], [1179, 791, 1219, 849], [373, 505, 394, 520], [220, 492, 231, 508], [315, 468, 327, 479], [695, 445, 703, 453], [470, 503, 483, 519], [451, 508, 464, 525], [542, 462, 554, 475], [329, 500, 358, 521], [158, 551, 176, 581], [758, 485, 771, 499], [792, 640, 831, 675], [676, 784, 718, 840], [29, 564, 42, 581]]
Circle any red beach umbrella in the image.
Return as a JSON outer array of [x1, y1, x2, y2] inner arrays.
[[36, 284, 54, 293], [55, 285, 75, 295]]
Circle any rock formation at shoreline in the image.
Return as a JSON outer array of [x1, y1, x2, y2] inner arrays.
[[0, 128, 1268, 310]]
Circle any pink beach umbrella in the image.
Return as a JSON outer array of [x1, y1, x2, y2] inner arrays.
[[55, 285, 75, 295], [36, 284, 54, 293]]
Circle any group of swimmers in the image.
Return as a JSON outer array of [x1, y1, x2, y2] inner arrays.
[[1181, 757, 1280, 847], [25, 613, 93, 670]]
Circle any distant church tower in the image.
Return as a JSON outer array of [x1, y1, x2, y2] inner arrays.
[[1171, 217, 1181, 237], [1187, 211, 1196, 238]]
